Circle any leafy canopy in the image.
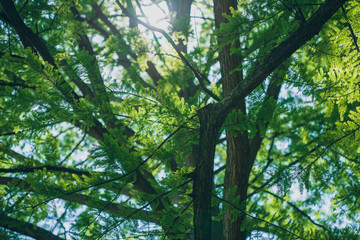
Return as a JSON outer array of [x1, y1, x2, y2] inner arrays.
[[0, 0, 360, 239]]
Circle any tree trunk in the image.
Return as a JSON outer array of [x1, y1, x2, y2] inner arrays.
[[167, 0, 193, 53], [194, 0, 347, 239], [193, 104, 223, 240], [213, 0, 251, 239]]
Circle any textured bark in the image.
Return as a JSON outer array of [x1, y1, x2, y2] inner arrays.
[[217, 0, 348, 119], [193, 104, 222, 240], [191, 1, 347, 239], [214, 0, 250, 239], [222, 133, 250, 240]]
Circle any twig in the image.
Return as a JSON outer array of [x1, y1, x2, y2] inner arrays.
[[264, 190, 328, 231], [59, 133, 86, 165], [8, 114, 197, 213], [341, 6, 360, 52], [115, 0, 221, 102], [97, 179, 192, 239], [161, 200, 193, 240], [213, 194, 305, 239]]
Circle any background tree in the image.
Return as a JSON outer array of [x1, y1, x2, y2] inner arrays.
[[0, 0, 359, 239]]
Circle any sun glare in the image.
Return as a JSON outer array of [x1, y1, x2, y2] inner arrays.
[[138, 0, 170, 30]]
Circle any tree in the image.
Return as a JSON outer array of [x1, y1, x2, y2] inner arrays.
[[0, 0, 359, 239]]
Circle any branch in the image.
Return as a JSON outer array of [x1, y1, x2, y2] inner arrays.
[[2, 120, 192, 214], [59, 133, 86, 164], [162, 200, 193, 240], [0, 177, 159, 224], [92, 3, 160, 89], [213, 194, 305, 240], [96, 179, 192, 239], [248, 127, 359, 198], [299, 127, 359, 173], [0, 165, 91, 176], [0, 214, 64, 240], [217, 0, 348, 119], [264, 190, 328, 231], [249, 134, 276, 186], [341, 6, 360, 52], [0, 81, 34, 90], [58, 59, 95, 99], [0, 139, 94, 173], [249, 69, 283, 164], [61, 192, 159, 224], [115, 0, 221, 102], [0, 0, 80, 104]]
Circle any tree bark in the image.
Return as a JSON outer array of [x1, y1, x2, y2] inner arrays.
[[193, 0, 347, 239], [213, 0, 250, 239], [217, 0, 348, 119], [193, 104, 222, 240]]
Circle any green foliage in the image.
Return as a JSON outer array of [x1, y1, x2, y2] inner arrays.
[[0, 0, 360, 239]]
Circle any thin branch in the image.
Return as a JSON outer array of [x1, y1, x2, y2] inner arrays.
[[341, 6, 360, 52], [80, 186, 124, 236], [59, 133, 86, 165], [248, 127, 359, 198], [0, 214, 64, 240], [213, 165, 225, 175], [0, 177, 158, 224], [162, 200, 193, 240], [0, 165, 91, 176], [5, 116, 196, 213], [39, 0, 67, 34], [250, 158, 274, 186], [249, 69, 283, 165], [264, 190, 328, 231], [115, 0, 221, 102], [213, 194, 305, 240], [97, 179, 192, 239], [299, 127, 359, 173]]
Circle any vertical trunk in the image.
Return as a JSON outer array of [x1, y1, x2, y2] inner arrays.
[[223, 133, 251, 240], [195, 1, 346, 238], [167, 0, 193, 53], [213, 1, 251, 240], [165, 0, 197, 171], [166, 2, 216, 239], [193, 105, 223, 240], [166, 0, 197, 100]]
